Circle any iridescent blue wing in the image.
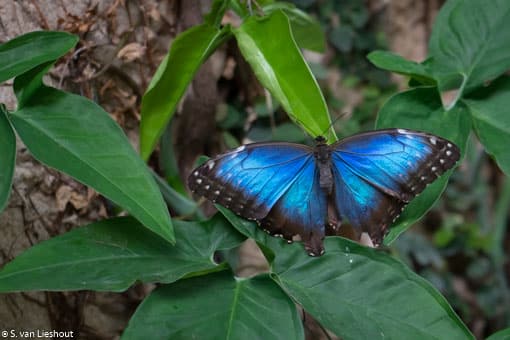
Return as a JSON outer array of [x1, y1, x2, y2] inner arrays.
[[260, 158, 327, 256], [188, 143, 327, 255], [330, 128, 460, 245]]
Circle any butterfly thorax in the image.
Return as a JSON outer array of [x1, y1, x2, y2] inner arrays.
[[314, 136, 333, 195]]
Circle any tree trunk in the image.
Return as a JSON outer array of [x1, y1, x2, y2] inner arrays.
[[0, 0, 198, 337]]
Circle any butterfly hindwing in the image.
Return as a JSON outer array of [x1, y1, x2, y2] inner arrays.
[[260, 157, 328, 256], [331, 158, 404, 245], [330, 129, 460, 245]]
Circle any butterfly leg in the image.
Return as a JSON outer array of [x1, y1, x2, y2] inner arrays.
[[326, 199, 342, 235], [303, 230, 325, 257]]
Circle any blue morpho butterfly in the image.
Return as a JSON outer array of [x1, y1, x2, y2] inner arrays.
[[188, 128, 460, 256]]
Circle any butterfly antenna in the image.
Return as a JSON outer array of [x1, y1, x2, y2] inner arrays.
[[320, 112, 347, 140]]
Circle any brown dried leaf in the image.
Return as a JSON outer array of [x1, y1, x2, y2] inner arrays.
[[87, 188, 97, 201], [117, 43, 146, 63], [69, 192, 89, 210], [55, 185, 73, 211]]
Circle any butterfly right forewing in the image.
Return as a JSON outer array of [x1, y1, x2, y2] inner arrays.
[[330, 129, 460, 245], [188, 142, 331, 255]]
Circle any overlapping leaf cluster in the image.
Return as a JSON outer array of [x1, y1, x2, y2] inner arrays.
[[1, 0, 509, 338]]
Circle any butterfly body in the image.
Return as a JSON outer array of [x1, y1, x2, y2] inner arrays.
[[314, 136, 334, 194], [188, 129, 460, 256]]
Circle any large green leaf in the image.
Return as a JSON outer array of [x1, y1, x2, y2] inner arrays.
[[219, 208, 472, 340], [11, 65, 174, 244], [122, 271, 304, 340], [367, 51, 436, 85], [263, 3, 326, 52], [140, 24, 231, 160], [152, 169, 203, 219], [273, 238, 473, 340], [0, 31, 77, 84], [233, 11, 334, 142], [463, 76, 510, 176], [428, 0, 510, 91], [376, 87, 471, 244], [0, 105, 16, 212], [0, 215, 244, 292]]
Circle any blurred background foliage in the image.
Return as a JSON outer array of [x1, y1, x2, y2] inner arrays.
[[163, 0, 508, 338]]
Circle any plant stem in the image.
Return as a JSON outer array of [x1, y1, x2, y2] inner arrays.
[[446, 74, 468, 111]]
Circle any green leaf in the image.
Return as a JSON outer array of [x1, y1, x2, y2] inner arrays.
[[428, 0, 510, 91], [367, 51, 436, 85], [218, 208, 472, 340], [0, 105, 16, 212], [140, 24, 231, 160], [152, 169, 203, 219], [217, 205, 275, 244], [233, 11, 334, 142], [273, 122, 307, 143], [376, 88, 470, 150], [0, 215, 244, 292], [123, 271, 304, 340], [463, 76, 510, 176], [0, 31, 78, 84], [204, 0, 230, 27], [217, 205, 278, 261], [11, 65, 174, 244], [159, 122, 187, 195], [376, 87, 471, 244], [487, 327, 510, 340], [272, 237, 473, 340], [263, 3, 326, 52]]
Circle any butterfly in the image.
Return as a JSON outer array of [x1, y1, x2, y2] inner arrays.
[[188, 128, 460, 256]]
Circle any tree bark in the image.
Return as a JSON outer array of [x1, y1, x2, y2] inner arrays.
[[0, 0, 183, 337]]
